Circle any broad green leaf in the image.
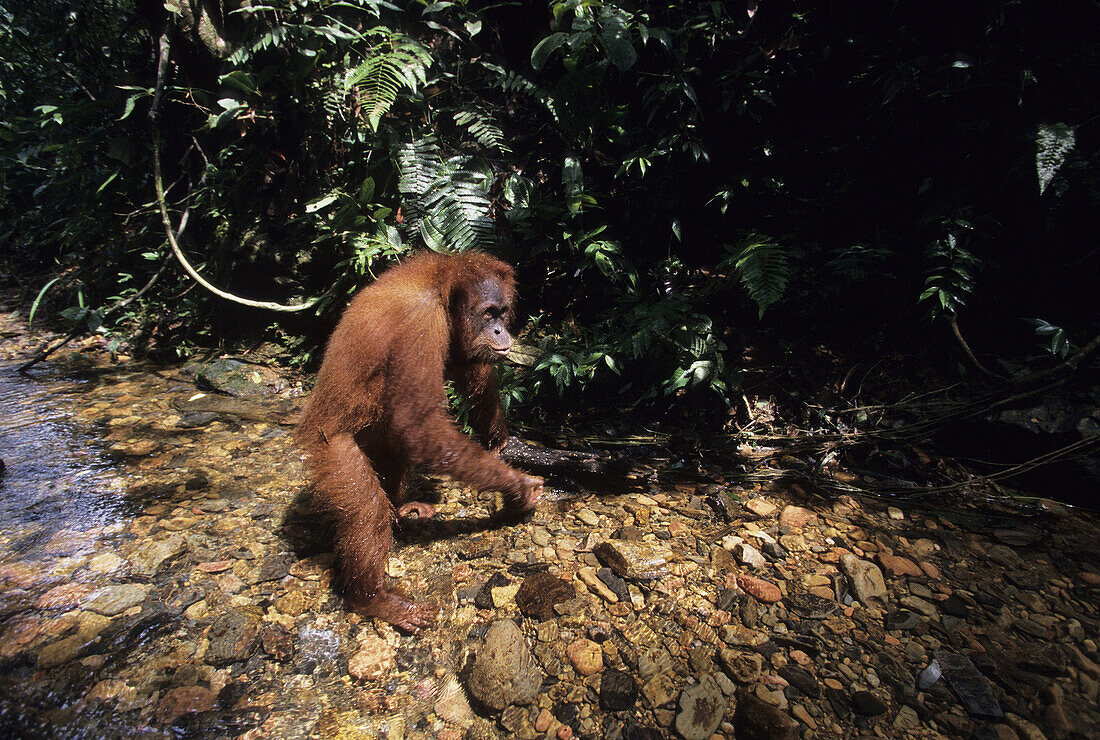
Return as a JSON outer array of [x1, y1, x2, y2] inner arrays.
[[531, 33, 568, 71]]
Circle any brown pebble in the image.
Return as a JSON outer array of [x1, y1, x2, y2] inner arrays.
[[778, 505, 818, 528], [877, 552, 922, 577], [738, 575, 783, 603], [567, 638, 604, 676], [535, 708, 554, 733]]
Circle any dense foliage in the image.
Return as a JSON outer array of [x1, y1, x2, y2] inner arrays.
[[2, 1, 1096, 420]]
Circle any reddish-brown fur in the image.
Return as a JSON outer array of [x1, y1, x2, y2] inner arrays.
[[295, 251, 543, 632]]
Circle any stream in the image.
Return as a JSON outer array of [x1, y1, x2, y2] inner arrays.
[[1, 313, 1097, 740]]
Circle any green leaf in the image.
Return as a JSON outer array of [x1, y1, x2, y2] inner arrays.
[[358, 177, 376, 204], [95, 171, 119, 195], [599, 10, 636, 71], [219, 70, 259, 96], [306, 193, 340, 213], [531, 33, 568, 71], [118, 94, 141, 121], [28, 276, 63, 328]]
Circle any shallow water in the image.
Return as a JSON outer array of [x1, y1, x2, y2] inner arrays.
[[1, 321, 1097, 740], [0, 364, 126, 538]]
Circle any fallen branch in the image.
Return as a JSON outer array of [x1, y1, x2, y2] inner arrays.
[[500, 437, 657, 489], [1012, 331, 1100, 387]]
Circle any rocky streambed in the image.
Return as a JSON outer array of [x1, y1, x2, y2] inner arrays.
[[0, 313, 1098, 739]]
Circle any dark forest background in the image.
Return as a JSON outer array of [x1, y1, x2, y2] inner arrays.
[[2, 0, 1097, 431]]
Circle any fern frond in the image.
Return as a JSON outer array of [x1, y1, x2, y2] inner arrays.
[[345, 34, 433, 131], [228, 26, 290, 66], [395, 137, 496, 253], [728, 235, 791, 318], [477, 61, 561, 122], [395, 136, 440, 234], [1036, 122, 1075, 196], [418, 166, 494, 253], [453, 106, 510, 153]]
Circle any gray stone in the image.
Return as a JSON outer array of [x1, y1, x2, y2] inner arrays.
[[839, 553, 887, 605], [84, 584, 149, 616], [462, 619, 542, 712], [128, 534, 185, 576], [732, 690, 799, 740], [675, 674, 726, 740], [593, 540, 674, 580], [205, 607, 263, 666]]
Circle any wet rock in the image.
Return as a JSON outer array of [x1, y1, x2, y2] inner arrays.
[[177, 411, 219, 428], [260, 624, 294, 662], [732, 689, 799, 740], [84, 584, 149, 616], [1015, 644, 1067, 676], [288, 553, 334, 580], [839, 553, 887, 605], [109, 440, 160, 457], [37, 613, 111, 668], [516, 573, 575, 620], [937, 649, 1004, 719], [128, 533, 185, 576], [675, 674, 726, 740], [785, 591, 838, 619], [348, 635, 395, 681], [36, 582, 94, 610], [577, 567, 619, 603], [500, 703, 535, 735], [463, 619, 542, 712], [156, 685, 217, 723], [593, 540, 674, 581], [596, 567, 630, 602], [435, 675, 477, 729], [205, 607, 263, 666], [566, 638, 603, 676], [941, 595, 970, 618], [732, 542, 768, 568], [85, 679, 136, 705], [1039, 684, 1073, 737], [778, 533, 808, 552], [745, 499, 777, 517], [251, 554, 293, 583], [192, 358, 283, 397], [720, 623, 767, 648], [850, 690, 887, 716], [778, 505, 817, 528], [885, 610, 923, 631], [87, 552, 125, 575], [641, 673, 676, 707], [778, 665, 819, 698], [490, 581, 521, 607], [599, 670, 638, 711], [718, 649, 763, 683], [878, 551, 923, 577], [737, 575, 782, 603], [893, 705, 921, 732], [637, 646, 672, 679], [900, 595, 937, 616]]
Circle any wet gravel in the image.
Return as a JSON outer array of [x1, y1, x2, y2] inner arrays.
[[1, 312, 1098, 739]]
